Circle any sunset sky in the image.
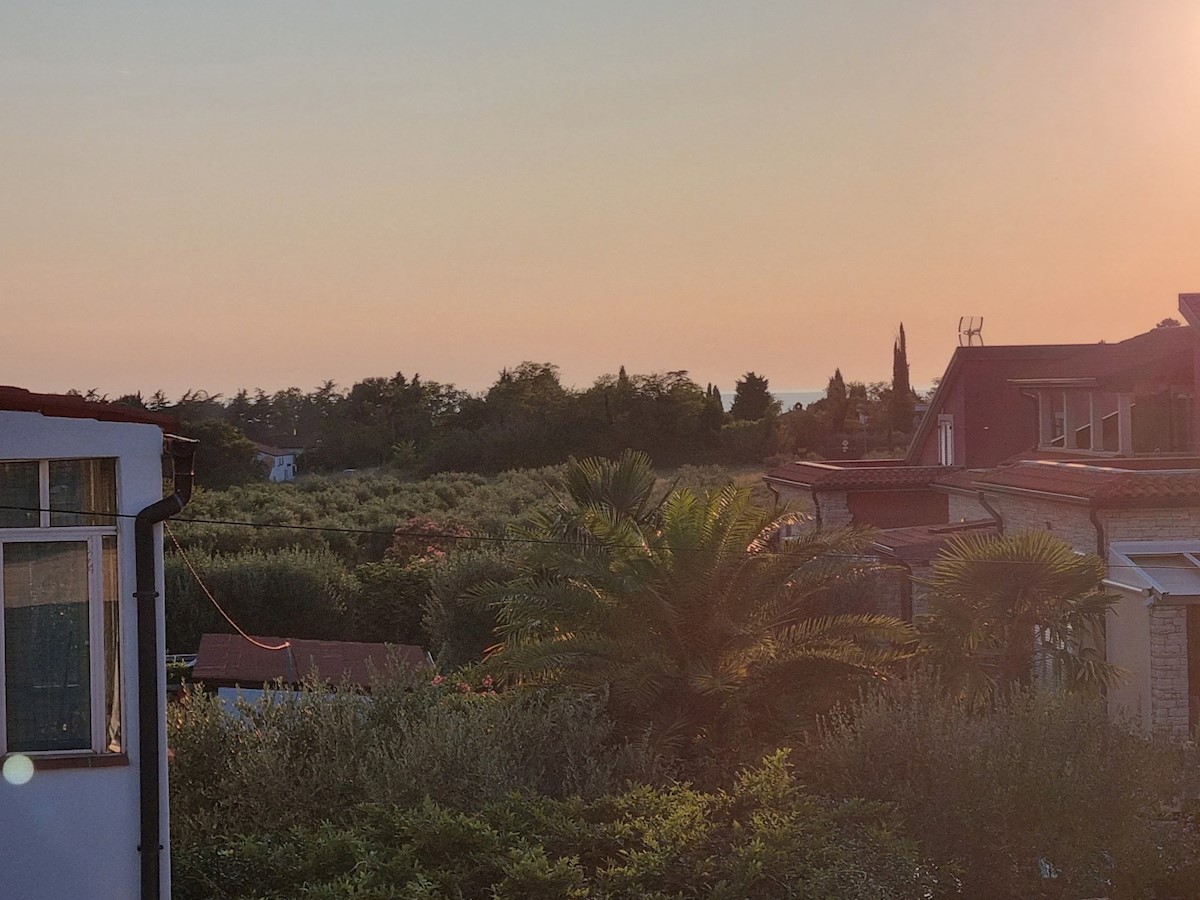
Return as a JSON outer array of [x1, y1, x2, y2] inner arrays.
[[3, 2, 1200, 400]]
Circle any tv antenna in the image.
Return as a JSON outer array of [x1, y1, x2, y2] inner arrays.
[[958, 316, 984, 347]]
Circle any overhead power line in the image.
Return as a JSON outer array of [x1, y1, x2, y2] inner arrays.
[[0, 502, 1196, 571]]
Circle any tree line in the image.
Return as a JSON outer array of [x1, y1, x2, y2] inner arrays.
[[86, 323, 921, 487]]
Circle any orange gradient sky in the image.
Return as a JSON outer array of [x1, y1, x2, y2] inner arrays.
[[3, 2, 1200, 399]]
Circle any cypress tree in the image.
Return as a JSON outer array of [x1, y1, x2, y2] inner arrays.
[[826, 369, 849, 431], [892, 324, 915, 432]]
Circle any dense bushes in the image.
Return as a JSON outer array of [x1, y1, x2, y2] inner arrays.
[[171, 467, 565, 564], [173, 748, 943, 900], [169, 674, 659, 847], [421, 547, 518, 668], [164, 464, 771, 656], [165, 548, 354, 651], [171, 675, 1200, 900], [166, 463, 1200, 898], [804, 680, 1200, 899]]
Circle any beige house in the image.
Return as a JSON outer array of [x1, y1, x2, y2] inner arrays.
[[766, 294, 1200, 736]]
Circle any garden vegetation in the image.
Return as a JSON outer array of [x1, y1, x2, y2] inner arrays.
[[168, 454, 1200, 898]]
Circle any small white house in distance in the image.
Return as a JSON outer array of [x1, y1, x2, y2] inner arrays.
[[253, 443, 300, 482], [0, 387, 195, 900]]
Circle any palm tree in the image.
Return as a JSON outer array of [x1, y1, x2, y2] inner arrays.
[[919, 531, 1121, 704], [485, 453, 915, 759]]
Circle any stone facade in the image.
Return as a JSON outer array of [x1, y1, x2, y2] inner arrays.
[[980, 490, 1195, 736], [815, 491, 853, 528], [1150, 606, 1190, 736], [909, 563, 934, 618], [947, 492, 990, 523], [1103, 508, 1200, 542], [984, 492, 1097, 552]]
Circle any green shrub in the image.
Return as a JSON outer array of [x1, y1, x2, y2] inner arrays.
[[171, 467, 565, 564], [422, 547, 518, 668], [804, 678, 1198, 899], [172, 751, 945, 900], [169, 673, 657, 848], [347, 558, 432, 645], [165, 548, 353, 652]]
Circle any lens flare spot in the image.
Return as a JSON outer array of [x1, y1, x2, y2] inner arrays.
[[3, 754, 34, 786]]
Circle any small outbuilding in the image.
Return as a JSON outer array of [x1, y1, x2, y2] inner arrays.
[[192, 632, 432, 696]]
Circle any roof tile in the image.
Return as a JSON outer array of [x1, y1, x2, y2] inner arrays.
[[192, 634, 430, 687]]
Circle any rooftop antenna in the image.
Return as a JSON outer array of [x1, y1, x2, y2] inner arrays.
[[958, 316, 984, 347]]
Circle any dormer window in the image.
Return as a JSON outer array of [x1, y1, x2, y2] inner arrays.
[[937, 415, 954, 466]]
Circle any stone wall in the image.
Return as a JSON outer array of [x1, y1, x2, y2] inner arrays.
[[982, 492, 1097, 552], [909, 563, 933, 618], [815, 491, 853, 528], [1150, 606, 1190, 736], [947, 492, 990, 523], [1103, 508, 1200, 542], [983, 490, 1196, 737]]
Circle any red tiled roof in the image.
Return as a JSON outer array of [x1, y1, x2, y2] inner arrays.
[[765, 461, 951, 491], [0, 386, 174, 427], [970, 459, 1200, 508], [192, 634, 431, 687], [1006, 327, 1195, 391], [873, 520, 999, 561], [931, 468, 991, 492]]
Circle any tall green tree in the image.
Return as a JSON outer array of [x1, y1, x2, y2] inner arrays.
[[487, 453, 915, 758], [729, 371, 779, 421], [178, 419, 265, 490], [920, 531, 1121, 704], [825, 368, 849, 431], [891, 323, 915, 432]]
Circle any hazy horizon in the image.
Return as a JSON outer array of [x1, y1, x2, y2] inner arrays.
[[4, 2, 1199, 399]]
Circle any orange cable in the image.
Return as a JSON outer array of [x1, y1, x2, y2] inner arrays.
[[165, 522, 291, 652]]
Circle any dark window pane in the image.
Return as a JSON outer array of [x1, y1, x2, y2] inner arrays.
[[4, 541, 91, 752], [0, 462, 39, 529], [49, 459, 116, 528]]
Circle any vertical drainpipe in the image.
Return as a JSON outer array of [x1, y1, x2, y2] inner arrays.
[[134, 436, 197, 900], [1089, 503, 1105, 557], [1088, 503, 1110, 699]]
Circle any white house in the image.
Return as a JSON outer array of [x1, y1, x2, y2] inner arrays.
[[0, 387, 194, 900], [253, 443, 300, 482]]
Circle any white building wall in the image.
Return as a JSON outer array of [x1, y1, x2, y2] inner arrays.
[[1105, 586, 1152, 731], [258, 451, 297, 482], [0, 410, 169, 900]]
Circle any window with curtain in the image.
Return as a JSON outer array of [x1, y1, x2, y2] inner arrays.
[[0, 459, 122, 756]]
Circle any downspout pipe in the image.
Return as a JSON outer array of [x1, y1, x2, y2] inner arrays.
[[134, 436, 197, 900], [976, 489, 1004, 535], [1089, 504, 1105, 557]]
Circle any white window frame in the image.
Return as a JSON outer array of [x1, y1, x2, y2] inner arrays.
[[0, 459, 122, 757], [937, 414, 955, 466]]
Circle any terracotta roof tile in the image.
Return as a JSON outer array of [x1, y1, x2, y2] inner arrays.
[[0, 386, 174, 428], [873, 520, 999, 561], [192, 634, 431, 687], [931, 469, 990, 492], [1006, 327, 1195, 391], [765, 461, 952, 491], [974, 459, 1200, 507]]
